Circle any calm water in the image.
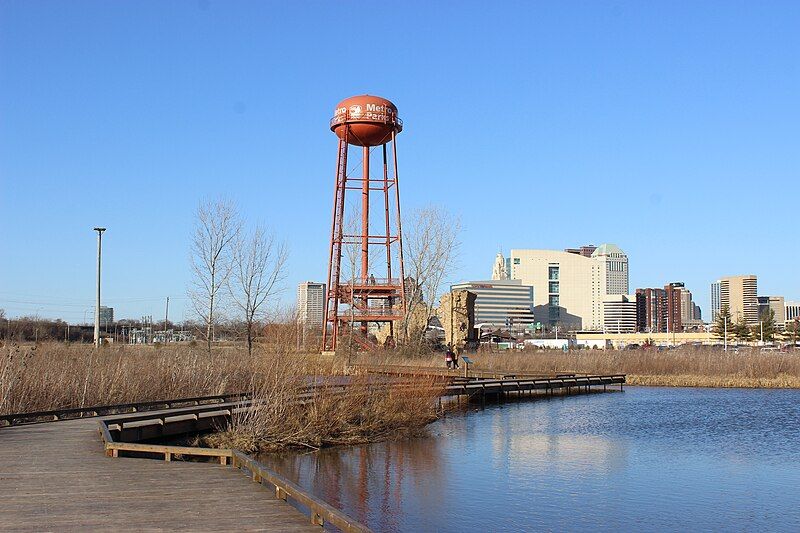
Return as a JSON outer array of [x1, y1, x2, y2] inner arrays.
[[263, 387, 800, 532]]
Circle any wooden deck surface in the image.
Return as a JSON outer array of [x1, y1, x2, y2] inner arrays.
[[0, 418, 318, 532]]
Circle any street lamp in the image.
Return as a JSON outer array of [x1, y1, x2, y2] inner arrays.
[[93, 227, 106, 348], [724, 316, 728, 352]]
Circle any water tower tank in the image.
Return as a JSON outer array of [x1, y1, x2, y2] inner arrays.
[[330, 95, 402, 147]]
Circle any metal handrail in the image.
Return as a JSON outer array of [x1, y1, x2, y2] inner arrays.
[[339, 277, 402, 286], [0, 392, 252, 428], [330, 112, 402, 131]]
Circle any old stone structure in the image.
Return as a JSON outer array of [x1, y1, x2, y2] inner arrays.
[[437, 289, 476, 352]]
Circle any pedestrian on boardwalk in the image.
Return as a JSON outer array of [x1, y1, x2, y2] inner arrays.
[[445, 347, 453, 369], [452, 349, 459, 369]]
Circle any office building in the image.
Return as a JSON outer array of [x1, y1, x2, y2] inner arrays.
[[297, 282, 326, 328], [450, 279, 535, 329], [711, 275, 758, 325], [665, 283, 683, 332], [98, 306, 114, 325], [711, 281, 721, 322], [603, 294, 637, 333], [504, 243, 628, 330], [636, 283, 682, 333], [564, 244, 598, 258], [757, 296, 785, 329], [786, 301, 800, 325], [680, 287, 703, 327]]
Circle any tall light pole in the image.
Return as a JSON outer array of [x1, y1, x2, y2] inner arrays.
[[724, 316, 728, 352], [93, 227, 106, 348]]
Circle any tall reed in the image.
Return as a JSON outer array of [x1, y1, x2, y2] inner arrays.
[[354, 346, 800, 388], [0, 341, 338, 415]]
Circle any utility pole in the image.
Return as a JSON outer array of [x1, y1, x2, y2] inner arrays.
[[93, 227, 106, 348], [164, 296, 170, 343], [724, 316, 728, 352]]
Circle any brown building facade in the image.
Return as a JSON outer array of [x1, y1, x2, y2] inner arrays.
[[636, 283, 683, 333]]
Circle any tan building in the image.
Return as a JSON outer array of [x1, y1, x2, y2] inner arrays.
[[505, 243, 628, 331], [758, 296, 785, 330], [576, 331, 716, 349], [679, 288, 703, 328], [711, 275, 758, 325]]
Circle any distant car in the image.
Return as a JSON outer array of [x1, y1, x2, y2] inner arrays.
[[761, 347, 779, 352], [626, 343, 640, 350]]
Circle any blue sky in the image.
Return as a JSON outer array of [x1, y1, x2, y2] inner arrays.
[[1, 1, 798, 323]]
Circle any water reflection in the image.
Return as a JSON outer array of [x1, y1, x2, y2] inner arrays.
[[261, 388, 800, 532], [267, 433, 449, 530]]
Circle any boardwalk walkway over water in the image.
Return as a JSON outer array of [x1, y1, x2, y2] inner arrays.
[[0, 417, 319, 532], [1, 369, 625, 531]]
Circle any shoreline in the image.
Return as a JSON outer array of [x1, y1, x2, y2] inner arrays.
[[626, 374, 800, 389]]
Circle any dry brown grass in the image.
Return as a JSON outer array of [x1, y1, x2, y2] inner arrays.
[[0, 341, 340, 416], [203, 347, 445, 452], [1, 341, 444, 452], [354, 346, 800, 388], [205, 371, 444, 453]]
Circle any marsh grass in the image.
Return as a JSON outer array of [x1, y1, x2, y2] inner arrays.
[[353, 346, 800, 388], [0, 341, 340, 415], [205, 373, 444, 453], [1, 341, 444, 452]]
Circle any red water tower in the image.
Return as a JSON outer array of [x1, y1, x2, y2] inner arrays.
[[322, 95, 406, 352]]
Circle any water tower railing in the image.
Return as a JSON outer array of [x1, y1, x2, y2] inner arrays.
[[329, 113, 402, 130]]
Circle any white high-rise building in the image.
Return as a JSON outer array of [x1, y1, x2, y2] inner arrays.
[[297, 282, 326, 328], [451, 279, 535, 328], [503, 243, 628, 331], [786, 301, 800, 326], [602, 294, 637, 333]]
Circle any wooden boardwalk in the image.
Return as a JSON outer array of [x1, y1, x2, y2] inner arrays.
[[0, 418, 318, 532]]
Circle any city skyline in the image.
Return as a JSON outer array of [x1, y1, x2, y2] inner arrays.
[[2, 2, 799, 321]]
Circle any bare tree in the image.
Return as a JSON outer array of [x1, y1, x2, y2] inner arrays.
[[190, 199, 241, 354], [402, 206, 461, 345], [229, 226, 288, 356]]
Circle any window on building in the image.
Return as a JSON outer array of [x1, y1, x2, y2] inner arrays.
[[549, 281, 559, 294], [513, 258, 520, 265], [549, 295, 559, 307], [548, 266, 559, 280]]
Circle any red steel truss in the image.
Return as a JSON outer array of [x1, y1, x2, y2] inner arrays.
[[322, 107, 406, 352]]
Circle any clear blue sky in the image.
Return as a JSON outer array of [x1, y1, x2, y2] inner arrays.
[[2, 1, 798, 323]]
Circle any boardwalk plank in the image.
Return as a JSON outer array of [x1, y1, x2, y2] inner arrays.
[[0, 418, 319, 532]]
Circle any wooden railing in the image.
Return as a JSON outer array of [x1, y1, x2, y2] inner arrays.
[[231, 451, 370, 532], [97, 412, 371, 532], [0, 392, 252, 428], [348, 363, 584, 380]]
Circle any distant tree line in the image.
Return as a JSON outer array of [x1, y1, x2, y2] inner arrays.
[[0, 310, 94, 343], [713, 304, 797, 343]]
